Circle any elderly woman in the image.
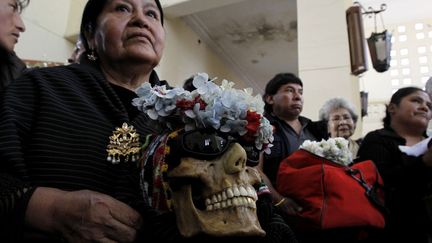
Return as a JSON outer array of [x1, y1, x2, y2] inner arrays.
[[0, 0, 28, 92], [0, 0, 165, 242], [319, 97, 360, 158], [358, 87, 432, 243], [0, 1, 294, 242]]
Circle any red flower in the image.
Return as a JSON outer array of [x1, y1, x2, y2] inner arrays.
[[194, 96, 207, 110], [176, 95, 207, 111], [243, 111, 261, 142]]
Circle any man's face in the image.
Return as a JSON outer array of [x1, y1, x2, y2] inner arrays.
[[0, 0, 26, 52], [266, 83, 304, 119]]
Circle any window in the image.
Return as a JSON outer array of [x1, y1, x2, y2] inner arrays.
[[418, 46, 427, 54], [419, 56, 428, 64], [400, 49, 409, 56], [416, 33, 425, 40], [420, 66, 429, 74], [402, 68, 410, 75], [363, 21, 432, 135], [398, 25, 406, 33], [403, 78, 412, 85], [415, 23, 424, 30], [401, 58, 410, 65]]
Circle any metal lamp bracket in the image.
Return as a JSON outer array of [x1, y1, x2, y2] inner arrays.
[[354, 2, 387, 33]]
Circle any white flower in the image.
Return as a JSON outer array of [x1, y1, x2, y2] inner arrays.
[[132, 73, 274, 152], [300, 137, 353, 166], [193, 73, 221, 101], [220, 79, 235, 90]]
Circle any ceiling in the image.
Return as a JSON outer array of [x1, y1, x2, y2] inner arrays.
[[164, 0, 432, 92], [23, 0, 432, 92], [182, 0, 297, 92]]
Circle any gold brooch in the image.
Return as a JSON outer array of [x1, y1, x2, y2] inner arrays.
[[106, 122, 141, 164]]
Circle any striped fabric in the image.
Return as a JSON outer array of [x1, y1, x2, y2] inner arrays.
[[0, 63, 163, 239]]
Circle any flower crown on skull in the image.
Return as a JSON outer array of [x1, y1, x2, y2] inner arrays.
[[132, 73, 274, 153]]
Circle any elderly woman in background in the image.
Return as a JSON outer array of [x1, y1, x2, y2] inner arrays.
[[0, 0, 28, 92], [0, 0, 166, 241], [319, 97, 360, 158]]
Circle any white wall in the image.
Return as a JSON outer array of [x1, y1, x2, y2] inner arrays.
[[156, 18, 245, 88], [14, 0, 244, 88], [297, 0, 363, 138], [15, 0, 74, 63]]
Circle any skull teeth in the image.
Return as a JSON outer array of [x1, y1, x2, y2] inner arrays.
[[239, 186, 248, 197], [226, 188, 234, 198], [205, 184, 258, 211], [233, 187, 240, 197]]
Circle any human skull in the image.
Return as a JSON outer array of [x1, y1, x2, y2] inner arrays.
[[167, 143, 265, 237]]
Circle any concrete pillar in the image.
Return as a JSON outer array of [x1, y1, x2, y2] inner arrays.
[[297, 0, 363, 138]]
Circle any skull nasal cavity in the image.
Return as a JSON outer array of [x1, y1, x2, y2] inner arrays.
[[223, 143, 246, 174]]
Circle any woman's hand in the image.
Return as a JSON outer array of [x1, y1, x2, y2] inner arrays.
[[26, 187, 142, 242], [275, 196, 303, 216]]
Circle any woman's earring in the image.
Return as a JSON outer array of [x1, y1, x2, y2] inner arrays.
[[87, 49, 98, 61]]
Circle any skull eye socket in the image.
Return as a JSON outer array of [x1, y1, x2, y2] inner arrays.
[[183, 131, 228, 155], [178, 130, 260, 165], [243, 145, 260, 166]]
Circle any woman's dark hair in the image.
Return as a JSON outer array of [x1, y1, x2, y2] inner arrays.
[[79, 0, 164, 56], [383, 86, 425, 128], [182, 76, 195, 92], [263, 73, 303, 114]]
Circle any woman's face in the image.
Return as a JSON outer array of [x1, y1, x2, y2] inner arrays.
[[390, 91, 432, 129], [90, 0, 165, 67], [0, 0, 25, 52], [327, 107, 355, 139]]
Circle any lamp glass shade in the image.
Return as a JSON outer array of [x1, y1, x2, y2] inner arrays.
[[367, 30, 392, 73]]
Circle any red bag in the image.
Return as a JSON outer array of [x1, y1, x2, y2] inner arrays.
[[276, 149, 385, 231]]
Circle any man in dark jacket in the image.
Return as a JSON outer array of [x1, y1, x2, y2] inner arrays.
[[258, 73, 327, 216]]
